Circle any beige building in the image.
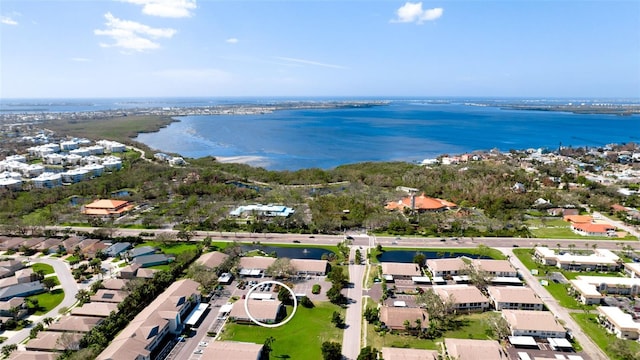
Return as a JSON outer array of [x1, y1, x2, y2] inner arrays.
[[434, 285, 489, 312], [471, 259, 517, 277], [443, 338, 506, 360], [201, 341, 263, 360], [7, 350, 58, 360], [90, 289, 128, 303], [290, 259, 329, 276], [47, 315, 102, 333], [25, 332, 82, 352], [380, 347, 439, 360], [502, 310, 566, 338], [97, 279, 201, 360], [380, 262, 422, 280], [379, 306, 429, 331], [426, 258, 466, 277], [71, 302, 119, 318], [229, 300, 284, 324], [597, 306, 640, 340], [196, 251, 229, 269], [239, 256, 276, 277], [486, 286, 544, 311]]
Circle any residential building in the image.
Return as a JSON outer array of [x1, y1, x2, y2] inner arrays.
[[230, 204, 295, 217], [7, 350, 58, 360], [0, 282, 44, 301], [90, 289, 128, 304], [131, 254, 174, 268], [380, 262, 422, 280], [571, 223, 616, 237], [238, 256, 276, 277], [471, 259, 518, 277], [25, 332, 82, 352], [385, 193, 457, 212], [571, 275, 640, 299], [426, 258, 466, 277], [47, 316, 103, 333], [486, 286, 544, 311], [201, 341, 263, 360], [502, 310, 566, 338], [104, 242, 132, 258], [127, 246, 157, 259], [228, 300, 283, 324], [71, 302, 118, 318], [118, 264, 142, 279], [380, 347, 439, 360], [433, 285, 490, 312], [379, 306, 428, 331], [97, 279, 200, 360], [623, 262, 640, 278], [443, 338, 506, 360], [534, 247, 620, 271], [569, 279, 604, 305], [597, 306, 640, 340], [82, 199, 133, 216], [196, 251, 229, 270], [290, 259, 329, 276]]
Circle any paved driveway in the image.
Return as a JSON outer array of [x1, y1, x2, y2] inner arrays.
[[502, 248, 607, 360]]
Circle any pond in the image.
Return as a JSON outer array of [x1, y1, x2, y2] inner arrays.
[[241, 245, 334, 260], [377, 250, 490, 263]]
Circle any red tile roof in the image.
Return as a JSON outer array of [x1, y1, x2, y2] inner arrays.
[[385, 193, 456, 211]]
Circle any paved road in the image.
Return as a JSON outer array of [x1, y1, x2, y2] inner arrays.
[[4, 257, 80, 346], [501, 248, 608, 360], [342, 247, 366, 360]]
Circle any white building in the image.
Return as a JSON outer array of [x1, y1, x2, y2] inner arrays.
[[31, 173, 62, 189], [0, 178, 22, 191], [230, 204, 295, 217], [597, 306, 640, 340], [97, 140, 126, 153], [534, 247, 620, 271], [102, 157, 122, 171], [60, 140, 79, 151], [571, 276, 640, 300], [62, 168, 90, 183]]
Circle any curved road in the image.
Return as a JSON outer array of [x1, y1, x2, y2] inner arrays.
[[4, 257, 80, 346]]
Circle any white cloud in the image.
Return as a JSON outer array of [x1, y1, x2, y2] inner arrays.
[[1, 16, 18, 26], [71, 57, 91, 62], [120, 0, 197, 18], [94, 12, 176, 52], [392, 2, 443, 24], [273, 56, 346, 69], [226, 38, 238, 44]]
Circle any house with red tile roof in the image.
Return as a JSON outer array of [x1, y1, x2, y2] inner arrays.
[[571, 222, 616, 237], [82, 199, 133, 216], [385, 193, 456, 212]]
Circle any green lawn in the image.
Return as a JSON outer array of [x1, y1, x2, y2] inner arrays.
[[220, 301, 344, 359], [366, 308, 498, 350], [140, 241, 200, 256], [571, 313, 640, 360], [28, 289, 65, 315], [542, 282, 585, 309], [31, 263, 55, 275]]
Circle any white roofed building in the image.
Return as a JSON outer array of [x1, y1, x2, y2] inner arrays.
[[534, 247, 620, 271], [502, 310, 566, 338], [230, 204, 295, 217], [434, 285, 490, 312], [597, 306, 640, 340]]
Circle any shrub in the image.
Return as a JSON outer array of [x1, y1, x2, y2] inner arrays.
[[312, 284, 321, 294]]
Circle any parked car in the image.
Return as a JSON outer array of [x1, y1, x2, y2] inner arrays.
[[293, 240, 301, 243]]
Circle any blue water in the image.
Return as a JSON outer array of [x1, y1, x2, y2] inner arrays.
[[134, 101, 639, 170], [2, 97, 638, 170], [378, 250, 490, 263]]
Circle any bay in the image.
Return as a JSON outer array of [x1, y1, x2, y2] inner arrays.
[[135, 101, 639, 170]]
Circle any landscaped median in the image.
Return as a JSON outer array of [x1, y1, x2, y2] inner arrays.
[[219, 301, 345, 358]]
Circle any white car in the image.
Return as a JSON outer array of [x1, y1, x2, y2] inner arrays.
[[199, 341, 209, 346], [194, 349, 204, 354]]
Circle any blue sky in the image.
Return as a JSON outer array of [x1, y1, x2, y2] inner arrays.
[[1, 0, 639, 98]]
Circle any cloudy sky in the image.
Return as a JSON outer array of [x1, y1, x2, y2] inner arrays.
[[1, 0, 639, 98]]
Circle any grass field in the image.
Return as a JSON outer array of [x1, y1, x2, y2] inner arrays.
[[46, 115, 175, 143], [365, 305, 498, 350], [28, 289, 65, 315], [219, 301, 345, 358], [571, 313, 640, 359], [31, 263, 55, 275]]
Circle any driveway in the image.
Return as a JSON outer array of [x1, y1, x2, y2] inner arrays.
[[4, 257, 80, 346], [502, 248, 608, 360], [342, 246, 366, 360]]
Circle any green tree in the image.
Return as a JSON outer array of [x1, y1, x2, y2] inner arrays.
[[261, 336, 275, 359], [42, 277, 57, 291], [331, 311, 345, 328], [413, 252, 426, 266], [357, 346, 378, 360], [321, 341, 342, 360]]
